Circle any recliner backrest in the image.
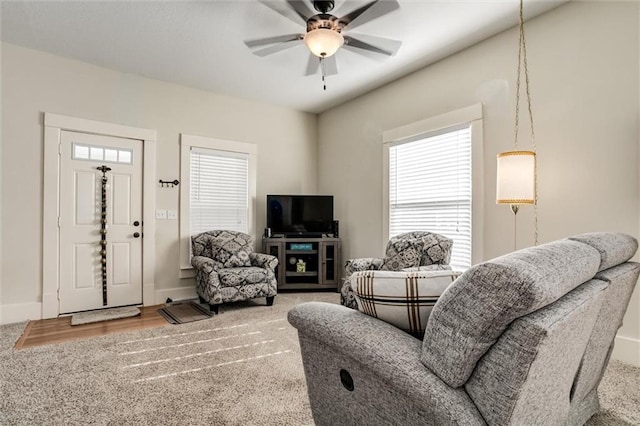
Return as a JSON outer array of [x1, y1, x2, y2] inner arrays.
[[421, 232, 638, 407], [564, 234, 639, 404], [464, 278, 607, 425], [421, 238, 602, 388], [569, 263, 639, 418]]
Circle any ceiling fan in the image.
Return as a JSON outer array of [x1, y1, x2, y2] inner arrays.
[[245, 0, 402, 89]]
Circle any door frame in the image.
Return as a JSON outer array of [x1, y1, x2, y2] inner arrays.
[[42, 113, 157, 319]]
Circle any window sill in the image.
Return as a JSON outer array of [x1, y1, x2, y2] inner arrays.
[[180, 268, 195, 279]]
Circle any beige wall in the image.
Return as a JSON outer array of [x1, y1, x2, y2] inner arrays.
[[1, 42, 317, 316], [318, 1, 640, 364]]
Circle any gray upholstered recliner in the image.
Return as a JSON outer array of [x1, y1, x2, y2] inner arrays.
[[290, 232, 639, 425], [191, 230, 278, 313], [341, 231, 453, 309]]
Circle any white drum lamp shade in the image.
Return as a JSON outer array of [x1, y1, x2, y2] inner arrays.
[[304, 28, 344, 57], [496, 150, 536, 205]]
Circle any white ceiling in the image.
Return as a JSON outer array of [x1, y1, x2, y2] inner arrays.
[[1, 0, 567, 114]]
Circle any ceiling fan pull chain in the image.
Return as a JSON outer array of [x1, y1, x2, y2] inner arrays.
[[320, 56, 327, 91]]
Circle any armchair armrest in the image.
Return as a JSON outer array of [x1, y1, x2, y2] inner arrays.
[[191, 255, 222, 294], [191, 256, 217, 273], [345, 257, 384, 276], [288, 302, 484, 424], [250, 252, 278, 271]]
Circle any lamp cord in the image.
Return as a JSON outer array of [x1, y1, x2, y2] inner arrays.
[[514, 208, 518, 251], [514, 0, 539, 246]]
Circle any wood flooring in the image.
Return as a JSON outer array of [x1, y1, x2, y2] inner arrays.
[[14, 305, 168, 350]]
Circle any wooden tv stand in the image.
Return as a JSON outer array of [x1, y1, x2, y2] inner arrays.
[[262, 237, 341, 291]]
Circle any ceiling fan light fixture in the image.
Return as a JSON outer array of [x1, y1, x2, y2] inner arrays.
[[304, 28, 344, 58]]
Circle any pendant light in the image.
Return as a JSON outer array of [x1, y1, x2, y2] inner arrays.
[[496, 0, 539, 247]]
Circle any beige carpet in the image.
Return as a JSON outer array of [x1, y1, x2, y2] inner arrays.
[[0, 292, 638, 425]]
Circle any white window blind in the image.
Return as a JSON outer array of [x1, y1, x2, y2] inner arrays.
[[190, 147, 249, 235], [389, 125, 472, 270]]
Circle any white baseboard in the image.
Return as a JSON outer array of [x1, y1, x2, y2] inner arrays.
[[612, 335, 640, 367], [0, 302, 42, 325], [154, 286, 197, 305]]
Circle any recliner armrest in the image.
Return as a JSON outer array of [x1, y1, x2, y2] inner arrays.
[[288, 302, 484, 424], [250, 252, 278, 271]]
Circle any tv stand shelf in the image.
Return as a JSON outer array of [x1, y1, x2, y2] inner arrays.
[[263, 237, 341, 291], [286, 271, 319, 277]]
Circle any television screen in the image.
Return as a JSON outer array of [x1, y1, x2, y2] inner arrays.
[[267, 195, 334, 236]]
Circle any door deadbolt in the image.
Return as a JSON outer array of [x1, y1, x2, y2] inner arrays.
[[133, 221, 140, 226]]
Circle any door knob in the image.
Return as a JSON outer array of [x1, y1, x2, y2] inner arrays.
[[133, 221, 140, 227], [133, 232, 141, 238]]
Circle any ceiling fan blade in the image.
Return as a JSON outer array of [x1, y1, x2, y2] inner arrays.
[[285, 0, 315, 22], [304, 54, 338, 76], [338, 0, 399, 30], [343, 34, 401, 56], [323, 55, 338, 76], [244, 34, 303, 49], [251, 39, 303, 57], [257, 0, 308, 25], [304, 54, 320, 76]]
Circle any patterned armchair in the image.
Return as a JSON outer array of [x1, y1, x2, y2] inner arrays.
[[191, 230, 278, 313], [340, 231, 453, 309]]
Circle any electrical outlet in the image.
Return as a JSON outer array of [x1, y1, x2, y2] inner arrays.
[[156, 209, 167, 220], [167, 210, 178, 220]]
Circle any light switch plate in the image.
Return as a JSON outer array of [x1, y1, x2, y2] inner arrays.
[[156, 209, 167, 220], [167, 210, 177, 220]]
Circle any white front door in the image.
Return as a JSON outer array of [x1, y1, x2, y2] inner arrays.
[[59, 131, 143, 313]]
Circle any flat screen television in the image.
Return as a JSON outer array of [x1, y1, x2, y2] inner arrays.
[[267, 195, 334, 237]]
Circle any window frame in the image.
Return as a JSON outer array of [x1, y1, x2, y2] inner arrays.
[[382, 104, 484, 268], [179, 134, 257, 277]]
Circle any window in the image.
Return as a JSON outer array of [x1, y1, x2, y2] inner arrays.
[[190, 148, 249, 235], [389, 126, 471, 270], [180, 134, 257, 274], [72, 143, 133, 164], [383, 105, 483, 271]]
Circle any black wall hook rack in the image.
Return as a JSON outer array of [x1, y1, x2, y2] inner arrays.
[[159, 179, 179, 188]]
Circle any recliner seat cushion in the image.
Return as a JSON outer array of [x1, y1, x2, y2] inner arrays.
[[421, 239, 601, 388], [218, 267, 269, 287]]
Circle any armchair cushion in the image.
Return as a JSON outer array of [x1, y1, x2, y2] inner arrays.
[[380, 246, 421, 270], [218, 267, 270, 287], [209, 232, 253, 268], [401, 264, 453, 272], [345, 257, 384, 276], [380, 232, 453, 270], [351, 269, 461, 338]]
